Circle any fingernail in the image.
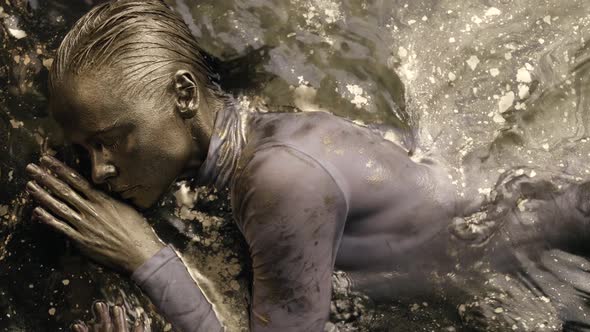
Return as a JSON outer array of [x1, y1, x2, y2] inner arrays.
[[40, 156, 53, 165], [42, 157, 61, 171], [26, 181, 37, 192], [94, 301, 106, 312], [32, 209, 43, 222], [72, 323, 85, 332], [42, 155, 59, 164], [25, 164, 40, 175]]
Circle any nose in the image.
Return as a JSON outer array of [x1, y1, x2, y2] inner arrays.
[[90, 147, 118, 185]]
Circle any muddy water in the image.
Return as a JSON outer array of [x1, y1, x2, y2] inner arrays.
[[175, 0, 590, 195], [1, 0, 590, 331]]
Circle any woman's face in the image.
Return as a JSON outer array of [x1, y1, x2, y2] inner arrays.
[[50, 73, 202, 209]]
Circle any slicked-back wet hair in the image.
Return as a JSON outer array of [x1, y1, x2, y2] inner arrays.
[[49, 0, 215, 100]]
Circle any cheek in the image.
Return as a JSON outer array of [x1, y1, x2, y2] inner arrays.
[[121, 122, 193, 206], [128, 120, 193, 170], [160, 120, 193, 161]]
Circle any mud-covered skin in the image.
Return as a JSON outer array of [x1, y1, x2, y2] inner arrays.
[[135, 100, 460, 331], [233, 108, 460, 274], [137, 100, 590, 331], [227, 101, 460, 329], [137, 102, 446, 330]]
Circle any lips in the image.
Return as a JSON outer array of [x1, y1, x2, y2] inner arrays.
[[113, 185, 140, 199]]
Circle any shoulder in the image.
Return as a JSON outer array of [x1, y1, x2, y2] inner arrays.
[[246, 110, 343, 145], [234, 143, 340, 196], [231, 144, 348, 220], [230, 144, 349, 258]]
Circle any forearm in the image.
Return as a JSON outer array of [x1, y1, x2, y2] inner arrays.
[[132, 245, 224, 332]]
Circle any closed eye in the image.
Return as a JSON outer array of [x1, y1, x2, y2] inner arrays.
[[101, 137, 121, 149], [88, 123, 134, 151]]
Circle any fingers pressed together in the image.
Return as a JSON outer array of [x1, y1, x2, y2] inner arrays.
[[25, 155, 97, 241]]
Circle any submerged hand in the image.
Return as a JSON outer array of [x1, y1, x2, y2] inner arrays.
[[72, 302, 147, 332], [25, 155, 165, 273]]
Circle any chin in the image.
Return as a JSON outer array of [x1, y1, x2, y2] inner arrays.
[[130, 182, 175, 209], [131, 194, 160, 210]]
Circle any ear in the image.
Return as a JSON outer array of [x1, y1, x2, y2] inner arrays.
[[173, 70, 200, 119]]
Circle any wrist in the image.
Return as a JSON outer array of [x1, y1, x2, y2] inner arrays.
[[127, 240, 166, 273]]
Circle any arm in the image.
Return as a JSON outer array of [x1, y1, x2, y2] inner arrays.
[[25, 155, 222, 332], [128, 144, 348, 332], [232, 146, 348, 331], [131, 246, 223, 332], [131, 145, 348, 332]]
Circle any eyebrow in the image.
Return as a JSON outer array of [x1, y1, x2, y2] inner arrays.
[[86, 120, 127, 142]]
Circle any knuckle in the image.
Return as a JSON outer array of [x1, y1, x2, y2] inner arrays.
[[81, 182, 93, 192], [58, 203, 71, 216], [56, 184, 69, 194], [36, 172, 48, 181], [48, 164, 62, 174]]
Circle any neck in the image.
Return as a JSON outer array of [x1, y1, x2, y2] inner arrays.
[[194, 94, 247, 188], [178, 89, 228, 181], [194, 88, 231, 151]]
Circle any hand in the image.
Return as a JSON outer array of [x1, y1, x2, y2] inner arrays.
[[25, 155, 165, 273], [72, 302, 147, 332]]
